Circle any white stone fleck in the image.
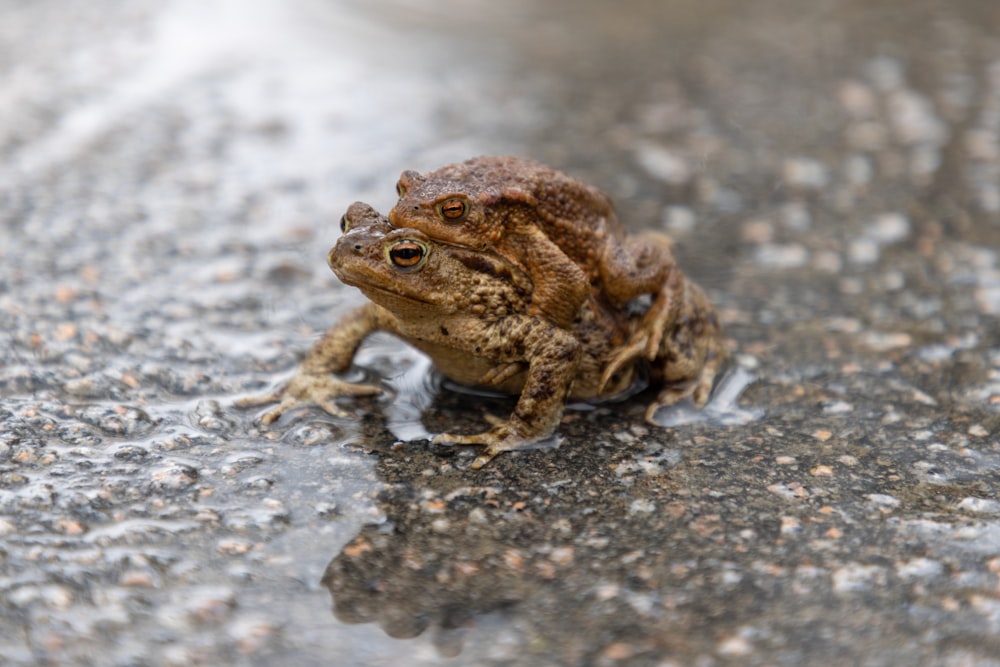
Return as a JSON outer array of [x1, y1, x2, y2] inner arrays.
[[629, 499, 656, 514], [896, 557, 944, 580], [634, 144, 691, 185], [717, 634, 753, 657], [754, 243, 809, 269], [958, 497, 1000, 515], [867, 212, 911, 244], [976, 283, 1000, 315], [662, 205, 696, 233], [782, 157, 828, 190], [859, 331, 913, 352], [865, 493, 900, 509], [887, 89, 947, 146], [848, 238, 880, 264], [822, 401, 854, 415], [832, 564, 887, 593], [968, 424, 989, 437]]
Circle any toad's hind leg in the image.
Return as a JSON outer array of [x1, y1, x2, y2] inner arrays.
[[599, 256, 684, 393], [643, 283, 726, 423], [599, 231, 676, 305], [600, 231, 681, 359]]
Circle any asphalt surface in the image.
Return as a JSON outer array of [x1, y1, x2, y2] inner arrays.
[[2, 1, 1000, 665]]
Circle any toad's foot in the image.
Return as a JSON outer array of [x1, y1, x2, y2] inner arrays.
[[622, 268, 686, 368], [599, 338, 646, 393], [432, 415, 535, 469], [236, 372, 382, 424], [642, 362, 718, 423]]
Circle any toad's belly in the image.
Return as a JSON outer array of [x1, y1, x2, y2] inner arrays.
[[405, 338, 636, 402], [406, 339, 528, 394]]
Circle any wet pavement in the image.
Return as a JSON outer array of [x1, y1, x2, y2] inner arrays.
[[2, 0, 1000, 665]]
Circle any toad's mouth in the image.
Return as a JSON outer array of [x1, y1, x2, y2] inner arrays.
[[351, 281, 434, 305]]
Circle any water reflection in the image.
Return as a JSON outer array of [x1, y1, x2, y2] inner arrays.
[[317, 415, 1000, 664], [320, 447, 703, 662]]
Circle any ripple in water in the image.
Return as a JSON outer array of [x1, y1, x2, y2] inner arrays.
[[648, 366, 764, 428], [358, 337, 762, 439], [354, 335, 437, 442]]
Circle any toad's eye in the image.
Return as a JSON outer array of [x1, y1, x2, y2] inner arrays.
[[339, 214, 348, 233], [438, 198, 468, 221], [388, 241, 427, 269], [396, 181, 406, 198]]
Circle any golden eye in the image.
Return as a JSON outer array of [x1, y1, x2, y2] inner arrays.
[[396, 181, 407, 198], [388, 241, 426, 268], [438, 198, 468, 221]]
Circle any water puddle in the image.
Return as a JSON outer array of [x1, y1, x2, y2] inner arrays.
[[648, 365, 764, 427]]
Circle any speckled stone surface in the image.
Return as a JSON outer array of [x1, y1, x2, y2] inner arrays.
[[2, 1, 999, 665]]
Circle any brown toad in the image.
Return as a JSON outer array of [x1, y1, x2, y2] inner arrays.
[[241, 202, 725, 468], [390, 156, 683, 371]]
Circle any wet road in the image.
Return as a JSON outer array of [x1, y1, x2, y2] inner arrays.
[[2, 0, 1000, 665]]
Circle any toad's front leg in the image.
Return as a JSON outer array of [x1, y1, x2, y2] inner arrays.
[[237, 303, 396, 423], [433, 317, 581, 468]]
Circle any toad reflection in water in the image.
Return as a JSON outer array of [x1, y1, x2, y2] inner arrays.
[[319, 463, 694, 661], [241, 158, 726, 467]]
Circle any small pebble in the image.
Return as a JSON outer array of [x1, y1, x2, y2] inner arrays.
[[629, 499, 656, 514], [968, 424, 988, 437], [634, 144, 691, 185], [832, 564, 887, 593], [838, 79, 877, 117], [867, 212, 910, 244], [860, 331, 912, 352], [782, 157, 829, 190], [896, 558, 944, 580], [865, 494, 900, 510], [957, 497, 1000, 515], [717, 634, 753, 657], [754, 243, 809, 269], [662, 205, 696, 232], [848, 238, 880, 264]]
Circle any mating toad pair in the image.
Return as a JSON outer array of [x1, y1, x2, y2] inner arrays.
[[243, 156, 725, 468]]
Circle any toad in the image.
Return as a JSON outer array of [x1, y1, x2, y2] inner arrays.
[[390, 156, 683, 370], [240, 202, 725, 468]]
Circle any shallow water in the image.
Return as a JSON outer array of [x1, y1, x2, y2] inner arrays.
[[2, 0, 1000, 665]]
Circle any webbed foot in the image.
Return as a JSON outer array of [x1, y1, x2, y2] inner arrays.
[[433, 415, 534, 469], [599, 338, 647, 393], [642, 357, 721, 423], [237, 372, 382, 424]]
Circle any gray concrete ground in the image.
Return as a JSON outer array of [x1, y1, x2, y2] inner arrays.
[[2, 0, 999, 665]]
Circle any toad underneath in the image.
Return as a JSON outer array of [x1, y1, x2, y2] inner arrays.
[[241, 190, 725, 468]]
